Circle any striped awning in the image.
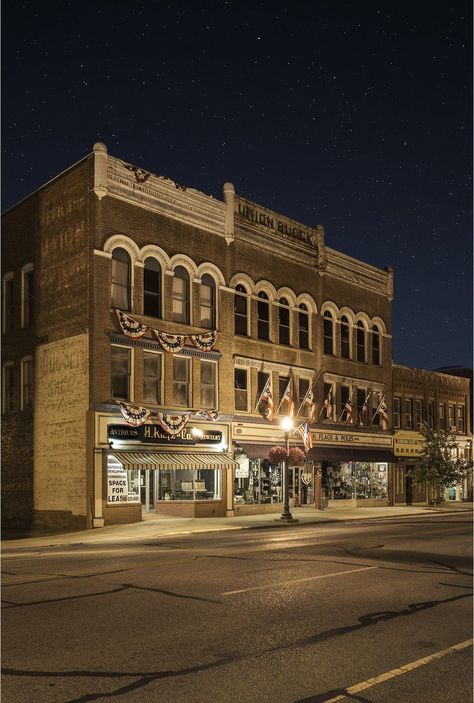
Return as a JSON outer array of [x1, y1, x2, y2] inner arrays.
[[110, 451, 239, 471]]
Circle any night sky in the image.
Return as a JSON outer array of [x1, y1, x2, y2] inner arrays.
[[2, 1, 472, 370]]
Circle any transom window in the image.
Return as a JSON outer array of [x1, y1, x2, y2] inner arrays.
[[234, 285, 248, 336], [111, 248, 131, 311], [143, 257, 162, 318], [200, 275, 216, 329], [172, 266, 190, 324], [278, 298, 290, 345], [257, 292, 270, 340]]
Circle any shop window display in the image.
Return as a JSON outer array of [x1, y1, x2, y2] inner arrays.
[[323, 462, 387, 500], [234, 459, 281, 504], [157, 469, 220, 501]]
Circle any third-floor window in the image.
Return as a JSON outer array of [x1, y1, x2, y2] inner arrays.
[[111, 248, 131, 311], [340, 315, 350, 359], [234, 285, 248, 336], [172, 267, 190, 324], [323, 311, 334, 355], [143, 257, 162, 318], [278, 298, 290, 345], [200, 275, 216, 329], [257, 292, 270, 340]]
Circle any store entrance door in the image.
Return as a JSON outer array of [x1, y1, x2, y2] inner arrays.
[[140, 469, 155, 511]]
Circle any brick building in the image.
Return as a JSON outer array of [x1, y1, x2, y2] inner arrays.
[[1, 143, 471, 529]]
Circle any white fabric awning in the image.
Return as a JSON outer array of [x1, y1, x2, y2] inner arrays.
[[110, 451, 239, 471]]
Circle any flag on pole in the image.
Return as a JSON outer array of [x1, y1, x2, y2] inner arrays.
[[298, 384, 316, 422], [359, 391, 371, 426], [344, 398, 355, 424], [277, 378, 294, 417], [255, 375, 274, 421], [297, 420, 313, 452], [372, 395, 389, 430], [320, 386, 333, 419]]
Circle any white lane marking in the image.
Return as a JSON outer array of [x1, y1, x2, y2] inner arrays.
[[222, 565, 378, 596], [324, 639, 474, 702]]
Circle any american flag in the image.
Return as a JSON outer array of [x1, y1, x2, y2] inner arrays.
[[297, 421, 313, 452], [298, 385, 316, 421], [256, 375, 274, 421], [344, 398, 355, 424], [373, 396, 389, 430], [359, 391, 371, 425], [323, 386, 333, 419]]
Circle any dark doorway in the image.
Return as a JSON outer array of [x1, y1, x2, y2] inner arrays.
[[405, 467, 414, 505]]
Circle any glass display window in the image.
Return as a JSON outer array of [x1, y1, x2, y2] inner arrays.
[[157, 468, 220, 501]]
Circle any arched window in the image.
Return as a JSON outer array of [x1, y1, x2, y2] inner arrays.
[[340, 315, 350, 359], [172, 266, 190, 324], [143, 257, 162, 318], [298, 304, 309, 349], [371, 325, 381, 365], [257, 292, 270, 340], [200, 274, 216, 329], [323, 311, 334, 355], [234, 285, 248, 336], [357, 321, 366, 362], [278, 297, 290, 345], [111, 247, 131, 310]]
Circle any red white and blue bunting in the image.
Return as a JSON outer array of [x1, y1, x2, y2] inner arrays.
[[118, 401, 152, 427], [116, 310, 148, 338], [115, 402, 220, 433], [113, 309, 217, 353], [151, 330, 187, 353]]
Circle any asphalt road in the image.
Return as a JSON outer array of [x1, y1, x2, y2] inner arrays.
[[2, 513, 472, 703]]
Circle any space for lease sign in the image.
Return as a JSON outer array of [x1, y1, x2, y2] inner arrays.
[[107, 460, 139, 503]]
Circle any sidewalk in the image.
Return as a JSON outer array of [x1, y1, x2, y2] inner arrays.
[[2, 503, 471, 551]]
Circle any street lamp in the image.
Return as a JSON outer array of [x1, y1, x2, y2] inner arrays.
[[278, 416, 299, 523]]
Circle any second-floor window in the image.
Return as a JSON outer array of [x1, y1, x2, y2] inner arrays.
[[323, 311, 334, 355], [393, 397, 401, 428], [143, 351, 162, 404], [2, 363, 14, 413], [172, 266, 190, 324], [415, 400, 423, 429], [200, 275, 216, 329], [111, 346, 131, 400], [340, 316, 350, 359], [172, 357, 190, 406], [448, 404, 456, 431], [278, 298, 290, 345], [427, 400, 435, 429], [234, 368, 248, 411], [201, 361, 216, 408], [298, 304, 309, 349], [3, 274, 14, 334], [457, 406, 465, 434], [234, 285, 248, 336], [111, 248, 131, 310], [439, 403, 446, 430], [257, 292, 270, 340], [143, 257, 162, 318]]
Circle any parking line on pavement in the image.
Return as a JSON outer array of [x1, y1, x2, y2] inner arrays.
[[322, 639, 473, 702], [222, 565, 378, 595]]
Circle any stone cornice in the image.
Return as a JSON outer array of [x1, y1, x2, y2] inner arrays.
[[324, 247, 393, 299], [106, 155, 226, 238]]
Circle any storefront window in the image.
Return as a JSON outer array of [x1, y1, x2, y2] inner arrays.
[[323, 462, 387, 500], [234, 459, 281, 505], [107, 456, 140, 503], [157, 469, 220, 500]]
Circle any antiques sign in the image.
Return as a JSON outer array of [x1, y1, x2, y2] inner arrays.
[[108, 424, 222, 445]]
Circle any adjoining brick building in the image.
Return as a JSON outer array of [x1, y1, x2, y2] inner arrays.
[[2, 143, 471, 529]]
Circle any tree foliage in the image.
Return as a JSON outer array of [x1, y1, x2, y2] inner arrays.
[[414, 422, 471, 498]]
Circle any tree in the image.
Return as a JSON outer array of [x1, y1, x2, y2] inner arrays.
[[413, 423, 472, 503]]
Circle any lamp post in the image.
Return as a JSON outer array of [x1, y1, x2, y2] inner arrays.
[[279, 416, 299, 523]]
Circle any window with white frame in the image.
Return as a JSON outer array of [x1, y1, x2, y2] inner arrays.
[[111, 345, 131, 400], [21, 357, 34, 410], [21, 265, 34, 328], [234, 285, 248, 336], [172, 266, 190, 324], [3, 273, 14, 334], [173, 356, 190, 406], [2, 362, 15, 413], [143, 351, 162, 404], [111, 248, 131, 310], [200, 275, 216, 329], [234, 368, 248, 411], [143, 257, 162, 318], [201, 360, 217, 409]]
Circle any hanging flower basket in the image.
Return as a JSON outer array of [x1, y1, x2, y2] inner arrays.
[[268, 446, 305, 465]]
